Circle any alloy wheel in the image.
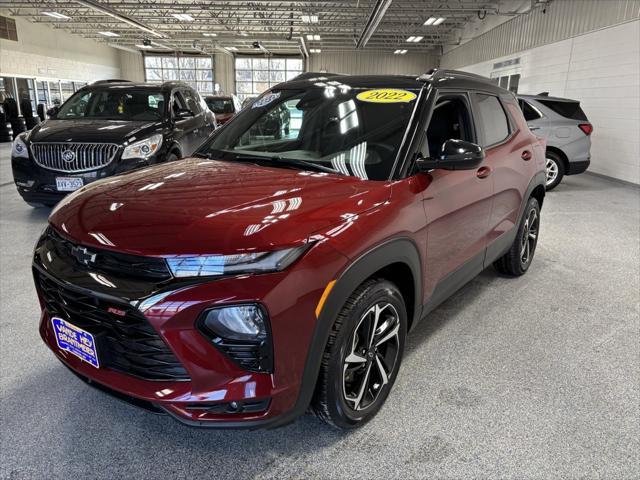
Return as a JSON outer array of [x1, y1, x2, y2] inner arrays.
[[545, 158, 559, 186], [520, 207, 539, 266], [342, 302, 400, 412]]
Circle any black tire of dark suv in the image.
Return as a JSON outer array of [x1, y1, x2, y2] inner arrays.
[[494, 197, 541, 276]]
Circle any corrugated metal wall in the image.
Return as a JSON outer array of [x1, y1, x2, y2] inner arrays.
[[308, 50, 439, 76], [441, 0, 640, 69]]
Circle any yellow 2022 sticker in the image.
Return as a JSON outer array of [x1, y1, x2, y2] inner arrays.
[[356, 89, 417, 103]]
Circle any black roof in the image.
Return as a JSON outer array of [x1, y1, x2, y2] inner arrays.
[[81, 80, 190, 92], [275, 69, 511, 97]]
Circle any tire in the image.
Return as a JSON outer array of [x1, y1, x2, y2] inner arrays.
[[164, 152, 178, 163], [494, 197, 541, 276], [312, 278, 407, 429], [545, 151, 564, 191]]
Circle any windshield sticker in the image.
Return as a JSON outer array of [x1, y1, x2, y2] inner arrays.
[[356, 89, 417, 103], [252, 92, 281, 109]]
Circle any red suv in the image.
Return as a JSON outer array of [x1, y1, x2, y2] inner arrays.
[[34, 69, 546, 429]]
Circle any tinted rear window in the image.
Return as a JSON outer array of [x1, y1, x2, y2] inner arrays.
[[518, 99, 541, 121], [475, 94, 510, 147], [538, 99, 587, 121]]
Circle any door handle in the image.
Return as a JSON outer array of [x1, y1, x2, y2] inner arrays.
[[528, 125, 540, 131], [521, 150, 532, 161], [476, 166, 492, 179]]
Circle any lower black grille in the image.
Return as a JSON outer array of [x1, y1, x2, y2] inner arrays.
[[35, 270, 190, 381], [213, 338, 272, 372]]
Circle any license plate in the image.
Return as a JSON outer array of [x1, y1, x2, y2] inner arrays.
[[51, 317, 100, 368], [56, 177, 84, 192]]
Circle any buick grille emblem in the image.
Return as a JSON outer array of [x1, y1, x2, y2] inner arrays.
[[61, 150, 76, 163], [71, 246, 97, 265]]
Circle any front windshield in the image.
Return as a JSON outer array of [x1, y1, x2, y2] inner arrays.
[[198, 86, 420, 181], [207, 98, 234, 114], [56, 88, 166, 121]]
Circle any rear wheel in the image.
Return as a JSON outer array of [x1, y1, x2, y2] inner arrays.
[[494, 197, 540, 276], [312, 278, 407, 429], [545, 151, 564, 190]]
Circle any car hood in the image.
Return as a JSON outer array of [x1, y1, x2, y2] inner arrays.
[[49, 158, 391, 256], [28, 119, 162, 144]]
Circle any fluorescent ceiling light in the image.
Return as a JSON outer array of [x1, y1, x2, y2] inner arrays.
[[301, 14, 319, 24], [225, 46, 238, 51], [306, 34, 321, 41], [135, 44, 152, 49], [433, 17, 446, 25], [394, 49, 407, 54], [172, 13, 194, 21], [202, 32, 217, 37], [99, 31, 119, 37], [42, 11, 70, 19], [239, 31, 249, 37], [310, 48, 322, 53], [424, 17, 436, 25], [406, 36, 415, 42], [407, 36, 423, 42]]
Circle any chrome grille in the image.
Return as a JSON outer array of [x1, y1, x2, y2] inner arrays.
[[31, 142, 119, 173]]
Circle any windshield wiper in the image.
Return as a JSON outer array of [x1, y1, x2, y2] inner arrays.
[[233, 154, 343, 175]]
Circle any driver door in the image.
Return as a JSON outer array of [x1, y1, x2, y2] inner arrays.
[[171, 90, 200, 156], [421, 91, 494, 297]]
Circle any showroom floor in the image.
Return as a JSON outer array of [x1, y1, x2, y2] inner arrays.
[[1, 143, 638, 479]]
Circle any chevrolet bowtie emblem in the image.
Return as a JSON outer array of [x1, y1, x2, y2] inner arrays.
[[71, 246, 97, 265]]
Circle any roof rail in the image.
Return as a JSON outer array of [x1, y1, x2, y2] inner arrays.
[[416, 68, 491, 84], [291, 71, 345, 81], [91, 79, 132, 84]]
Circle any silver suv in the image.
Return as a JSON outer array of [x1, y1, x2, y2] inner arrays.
[[518, 93, 593, 190]]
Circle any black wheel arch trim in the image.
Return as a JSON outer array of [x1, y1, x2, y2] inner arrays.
[[265, 237, 423, 429]]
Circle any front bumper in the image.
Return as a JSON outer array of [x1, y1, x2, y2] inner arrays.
[[34, 229, 347, 428], [12, 150, 156, 206]]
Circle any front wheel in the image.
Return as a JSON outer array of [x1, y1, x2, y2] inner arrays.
[[494, 197, 541, 276], [312, 278, 407, 429]]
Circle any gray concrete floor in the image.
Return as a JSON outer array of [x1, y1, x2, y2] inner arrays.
[[1, 142, 638, 479]]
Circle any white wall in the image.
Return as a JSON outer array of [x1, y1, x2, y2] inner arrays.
[[0, 16, 120, 81], [118, 50, 145, 82], [455, 21, 640, 184]]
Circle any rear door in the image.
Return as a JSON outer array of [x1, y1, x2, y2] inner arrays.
[[474, 92, 539, 262], [171, 89, 199, 155]]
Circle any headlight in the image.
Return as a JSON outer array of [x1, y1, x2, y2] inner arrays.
[[165, 244, 311, 278], [121, 134, 163, 160], [11, 133, 28, 159]]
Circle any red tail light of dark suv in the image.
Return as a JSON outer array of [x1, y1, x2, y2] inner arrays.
[[35, 70, 546, 429]]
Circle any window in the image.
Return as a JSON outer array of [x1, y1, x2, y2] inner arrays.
[[425, 95, 474, 158], [60, 81, 75, 101], [518, 99, 541, 121], [181, 88, 202, 114], [235, 57, 303, 101], [0, 15, 17, 41], [537, 99, 588, 121], [57, 88, 167, 121], [200, 86, 418, 181], [474, 94, 510, 147], [144, 55, 214, 94], [491, 74, 520, 93]]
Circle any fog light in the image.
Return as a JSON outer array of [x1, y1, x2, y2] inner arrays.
[[197, 304, 273, 372], [202, 305, 266, 341]]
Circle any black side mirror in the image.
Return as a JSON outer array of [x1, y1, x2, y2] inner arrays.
[[174, 108, 194, 120], [46, 106, 59, 118], [416, 139, 485, 172]]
